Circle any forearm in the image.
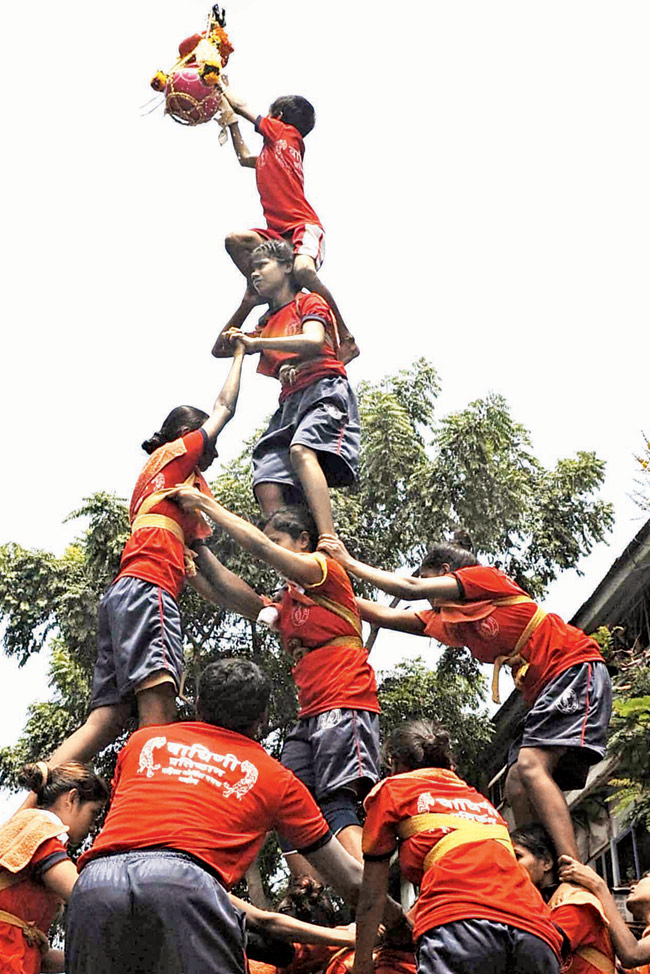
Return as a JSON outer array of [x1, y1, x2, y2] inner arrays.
[[213, 345, 245, 417], [193, 548, 263, 619], [229, 121, 257, 167], [212, 311, 256, 358], [254, 334, 324, 358], [356, 598, 425, 634], [346, 559, 425, 601], [352, 861, 390, 974], [194, 498, 273, 563], [592, 882, 648, 965]]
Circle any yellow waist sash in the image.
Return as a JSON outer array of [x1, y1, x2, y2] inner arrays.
[[574, 946, 614, 973], [486, 597, 547, 704], [288, 635, 364, 664], [0, 908, 48, 953], [397, 812, 514, 871], [130, 470, 200, 576]]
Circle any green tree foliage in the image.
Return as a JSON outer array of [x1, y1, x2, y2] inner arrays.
[[0, 360, 612, 828]]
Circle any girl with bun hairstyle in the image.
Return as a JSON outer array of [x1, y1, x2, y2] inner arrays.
[[0, 762, 108, 973], [353, 720, 563, 974], [318, 530, 611, 862], [43, 347, 247, 771]]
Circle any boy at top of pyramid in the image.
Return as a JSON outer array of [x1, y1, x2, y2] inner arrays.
[[216, 80, 359, 365]]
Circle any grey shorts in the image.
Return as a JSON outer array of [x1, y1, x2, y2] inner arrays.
[[251, 374, 360, 491], [90, 576, 184, 711], [508, 660, 612, 790], [417, 918, 559, 974], [66, 850, 247, 974], [279, 708, 380, 852]]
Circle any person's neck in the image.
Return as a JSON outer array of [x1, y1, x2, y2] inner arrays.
[[270, 283, 298, 311]]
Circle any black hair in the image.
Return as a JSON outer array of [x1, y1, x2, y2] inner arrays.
[[420, 528, 479, 574], [261, 505, 319, 551], [269, 95, 315, 137], [385, 719, 455, 772], [196, 659, 271, 733], [19, 761, 109, 808], [141, 405, 209, 455], [250, 238, 295, 269], [276, 877, 338, 927], [510, 823, 558, 870]]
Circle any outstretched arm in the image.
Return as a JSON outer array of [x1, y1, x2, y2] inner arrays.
[[229, 895, 354, 946], [356, 598, 426, 635], [188, 547, 264, 619], [201, 344, 246, 438], [559, 856, 650, 966], [234, 319, 326, 359], [172, 491, 325, 587], [219, 83, 258, 125], [319, 537, 461, 603], [228, 120, 258, 168]]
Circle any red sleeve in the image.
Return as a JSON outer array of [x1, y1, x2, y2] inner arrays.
[[31, 836, 69, 876], [362, 780, 398, 859], [551, 901, 603, 951], [274, 770, 331, 852], [414, 609, 465, 647], [299, 292, 334, 326], [161, 429, 207, 486], [255, 115, 286, 143], [453, 565, 525, 602]]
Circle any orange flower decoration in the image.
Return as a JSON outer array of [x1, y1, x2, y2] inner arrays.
[[151, 70, 168, 92]]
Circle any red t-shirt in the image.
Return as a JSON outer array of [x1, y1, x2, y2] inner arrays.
[[79, 722, 330, 888], [276, 553, 379, 718], [362, 767, 563, 956], [548, 885, 614, 974], [254, 116, 322, 235], [117, 429, 213, 600], [0, 833, 69, 974], [252, 292, 346, 401], [416, 565, 604, 705]]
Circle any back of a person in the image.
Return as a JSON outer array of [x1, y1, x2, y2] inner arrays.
[[547, 882, 615, 974], [79, 720, 292, 887], [369, 767, 560, 954]]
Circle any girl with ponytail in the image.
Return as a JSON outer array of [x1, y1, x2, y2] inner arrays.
[[40, 347, 247, 772], [353, 719, 563, 974], [0, 762, 108, 973], [318, 530, 611, 865]]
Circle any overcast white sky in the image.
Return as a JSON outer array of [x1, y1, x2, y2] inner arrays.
[[1, 1, 649, 802]]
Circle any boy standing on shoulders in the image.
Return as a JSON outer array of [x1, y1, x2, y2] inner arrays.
[[217, 82, 359, 364], [213, 239, 359, 540]]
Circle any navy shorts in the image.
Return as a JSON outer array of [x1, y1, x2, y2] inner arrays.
[[508, 660, 612, 790], [279, 708, 380, 853], [90, 576, 184, 710], [251, 375, 360, 491], [417, 918, 559, 974], [66, 850, 247, 974]]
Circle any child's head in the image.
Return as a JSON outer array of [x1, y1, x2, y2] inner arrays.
[[142, 406, 210, 455], [197, 658, 271, 736], [384, 720, 455, 774], [250, 240, 295, 299], [269, 95, 315, 137], [510, 823, 557, 889], [276, 876, 338, 926], [262, 505, 319, 553], [19, 761, 109, 845], [419, 529, 479, 578], [627, 869, 650, 922]]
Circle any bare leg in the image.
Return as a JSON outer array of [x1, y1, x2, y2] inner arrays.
[[505, 762, 537, 825], [293, 257, 360, 365], [254, 481, 287, 517], [336, 824, 363, 863], [48, 704, 130, 766], [136, 683, 177, 727], [288, 445, 336, 537], [512, 746, 580, 859]]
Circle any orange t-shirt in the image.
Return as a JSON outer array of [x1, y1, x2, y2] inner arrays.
[[276, 553, 379, 718], [623, 926, 650, 974], [362, 767, 563, 957], [252, 293, 346, 401], [80, 722, 330, 888], [548, 883, 615, 973], [117, 429, 213, 600], [0, 833, 69, 974], [416, 565, 604, 705]]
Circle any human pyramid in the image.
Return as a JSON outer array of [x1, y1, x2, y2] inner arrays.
[[1, 19, 649, 974]]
